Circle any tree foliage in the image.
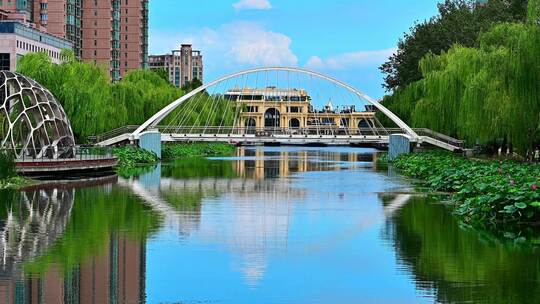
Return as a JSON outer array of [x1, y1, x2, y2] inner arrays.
[[16, 53, 183, 141], [152, 67, 170, 83], [16, 53, 238, 142], [381, 0, 528, 91], [182, 78, 203, 92], [382, 17, 540, 152]]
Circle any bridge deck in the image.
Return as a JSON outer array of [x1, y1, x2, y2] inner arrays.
[[96, 131, 463, 152]]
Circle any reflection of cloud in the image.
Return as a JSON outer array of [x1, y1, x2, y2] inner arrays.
[[149, 22, 298, 69], [233, 0, 272, 10], [195, 180, 297, 287], [130, 148, 411, 288], [305, 48, 396, 70]]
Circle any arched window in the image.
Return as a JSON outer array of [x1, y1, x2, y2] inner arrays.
[[264, 108, 280, 128], [245, 117, 257, 134], [358, 119, 374, 135], [289, 118, 300, 129]]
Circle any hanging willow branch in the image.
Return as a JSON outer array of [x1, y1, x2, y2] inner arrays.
[[384, 19, 540, 153]]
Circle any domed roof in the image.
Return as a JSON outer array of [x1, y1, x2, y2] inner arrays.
[[0, 71, 75, 159]]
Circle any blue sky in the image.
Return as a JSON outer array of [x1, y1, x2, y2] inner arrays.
[[149, 0, 441, 98]]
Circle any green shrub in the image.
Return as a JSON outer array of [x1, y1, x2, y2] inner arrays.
[[162, 143, 235, 160], [113, 146, 159, 168], [0, 152, 16, 179]]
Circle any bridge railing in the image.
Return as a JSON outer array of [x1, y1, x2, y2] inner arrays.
[[155, 126, 406, 137], [88, 125, 466, 149], [87, 125, 140, 144], [412, 128, 466, 149]]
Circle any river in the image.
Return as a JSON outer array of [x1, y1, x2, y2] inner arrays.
[[0, 146, 539, 303]]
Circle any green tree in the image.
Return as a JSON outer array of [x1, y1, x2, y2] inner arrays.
[[382, 19, 540, 152], [16, 54, 187, 141], [182, 78, 203, 92], [151, 67, 170, 84], [380, 0, 528, 91]]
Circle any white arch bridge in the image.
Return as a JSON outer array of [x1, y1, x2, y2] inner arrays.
[[93, 67, 464, 152]]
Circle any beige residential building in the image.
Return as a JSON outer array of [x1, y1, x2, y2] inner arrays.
[[149, 44, 204, 87]]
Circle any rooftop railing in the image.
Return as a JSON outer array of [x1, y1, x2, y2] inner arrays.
[[1, 146, 115, 162]]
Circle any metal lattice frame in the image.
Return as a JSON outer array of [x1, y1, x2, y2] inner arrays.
[[131, 67, 419, 140], [0, 71, 75, 159]]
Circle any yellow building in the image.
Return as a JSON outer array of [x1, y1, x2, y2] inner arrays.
[[224, 87, 377, 135]]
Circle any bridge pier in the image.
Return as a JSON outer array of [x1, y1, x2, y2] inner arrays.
[[389, 134, 413, 161], [138, 131, 162, 158]]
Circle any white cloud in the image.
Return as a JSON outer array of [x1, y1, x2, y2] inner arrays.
[[223, 23, 297, 66], [149, 22, 297, 70], [305, 48, 396, 70], [233, 0, 272, 10]]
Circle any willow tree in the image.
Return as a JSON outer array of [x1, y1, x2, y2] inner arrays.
[[529, 0, 540, 21], [383, 2, 540, 153]]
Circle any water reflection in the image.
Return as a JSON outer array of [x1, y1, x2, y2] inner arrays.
[[120, 147, 406, 295], [0, 177, 161, 303], [383, 194, 540, 304], [233, 147, 375, 179], [2, 146, 539, 303]]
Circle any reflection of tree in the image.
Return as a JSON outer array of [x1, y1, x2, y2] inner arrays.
[[383, 195, 540, 303], [162, 158, 237, 179], [0, 185, 161, 303], [23, 187, 162, 275], [0, 189, 74, 275]]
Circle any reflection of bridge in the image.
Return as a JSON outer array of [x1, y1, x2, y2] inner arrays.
[[119, 147, 415, 286], [91, 67, 464, 153]]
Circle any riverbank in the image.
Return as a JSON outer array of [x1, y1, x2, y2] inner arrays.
[[0, 176, 31, 190], [390, 152, 540, 228], [162, 142, 235, 160], [113, 143, 236, 171], [0, 154, 30, 189]]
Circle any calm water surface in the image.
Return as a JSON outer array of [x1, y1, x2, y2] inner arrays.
[[1, 146, 539, 304]]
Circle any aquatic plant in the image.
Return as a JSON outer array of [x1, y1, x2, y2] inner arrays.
[[393, 152, 540, 225]]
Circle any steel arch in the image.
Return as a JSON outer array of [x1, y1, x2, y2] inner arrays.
[[131, 67, 418, 139]]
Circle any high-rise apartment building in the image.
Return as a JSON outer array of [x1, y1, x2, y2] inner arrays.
[[0, 0, 149, 81], [81, 0, 148, 80], [149, 44, 204, 88]]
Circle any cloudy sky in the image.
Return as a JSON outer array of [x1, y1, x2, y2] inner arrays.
[[149, 0, 440, 98]]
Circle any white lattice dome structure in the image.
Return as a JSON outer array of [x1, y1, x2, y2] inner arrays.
[[0, 71, 75, 159]]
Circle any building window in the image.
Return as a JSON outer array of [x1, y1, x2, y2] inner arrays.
[[244, 106, 259, 113], [288, 106, 302, 113], [0, 53, 10, 70]]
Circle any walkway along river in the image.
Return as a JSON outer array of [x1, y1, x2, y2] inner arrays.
[[0, 146, 539, 303]]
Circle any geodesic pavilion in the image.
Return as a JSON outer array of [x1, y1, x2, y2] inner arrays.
[[0, 71, 75, 159]]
